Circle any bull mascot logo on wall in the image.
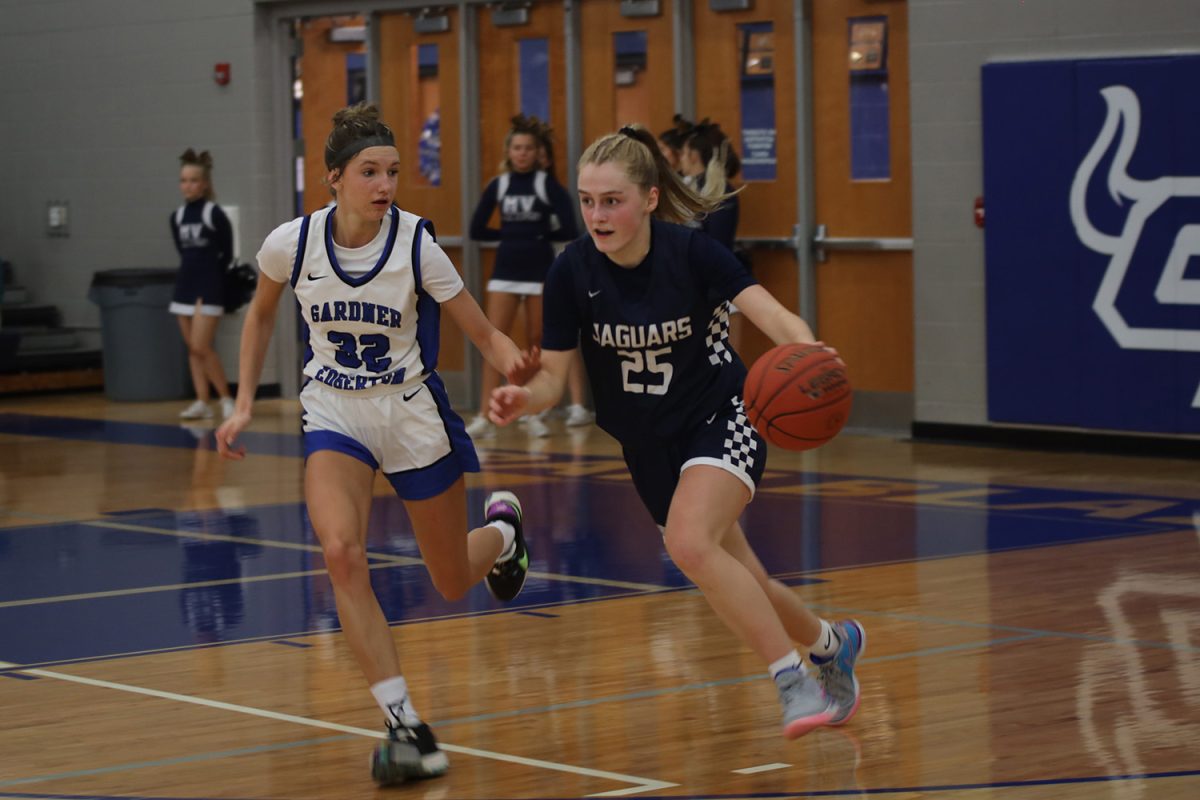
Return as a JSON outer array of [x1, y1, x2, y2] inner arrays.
[[1070, 85, 1200, 409]]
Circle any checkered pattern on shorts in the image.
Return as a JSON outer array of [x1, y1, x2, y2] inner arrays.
[[621, 396, 766, 526], [723, 398, 758, 473], [706, 301, 734, 366]]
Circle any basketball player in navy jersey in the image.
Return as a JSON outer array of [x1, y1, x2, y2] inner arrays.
[[215, 104, 534, 786], [465, 115, 579, 438], [171, 149, 236, 420], [490, 126, 866, 740]]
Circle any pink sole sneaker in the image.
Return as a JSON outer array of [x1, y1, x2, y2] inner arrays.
[[783, 709, 836, 740]]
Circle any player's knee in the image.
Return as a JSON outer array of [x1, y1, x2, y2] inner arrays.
[[663, 529, 714, 576], [321, 538, 369, 586]]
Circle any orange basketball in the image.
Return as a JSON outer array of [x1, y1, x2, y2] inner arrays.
[[743, 343, 852, 451]]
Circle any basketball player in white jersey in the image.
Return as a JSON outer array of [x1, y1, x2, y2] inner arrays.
[[490, 126, 866, 741], [215, 104, 534, 786]]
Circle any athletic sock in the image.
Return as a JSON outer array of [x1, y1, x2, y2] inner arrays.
[[371, 676, 421, 727], [809, 620, 842, 660], [490, 520, 517, 560], [769, 650, 806, 681]]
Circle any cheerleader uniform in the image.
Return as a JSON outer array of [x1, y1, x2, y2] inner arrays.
[[169, 198, 233, 316]]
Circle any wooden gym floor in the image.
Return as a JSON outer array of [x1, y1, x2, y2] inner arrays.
[[1, 392, 1198, 799]]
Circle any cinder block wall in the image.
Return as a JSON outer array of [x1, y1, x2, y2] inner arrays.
[[0, 0, 281, 383], [909, 0, 1200, 425]]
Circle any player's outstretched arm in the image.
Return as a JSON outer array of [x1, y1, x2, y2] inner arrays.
[[732, 284, 817, 346], [216, 275, 286, 460], [441, 287, 530, 378], [490, 348, 572, 425]]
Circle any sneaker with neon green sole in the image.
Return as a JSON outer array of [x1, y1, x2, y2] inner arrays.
[[484, 491, 528, 601]]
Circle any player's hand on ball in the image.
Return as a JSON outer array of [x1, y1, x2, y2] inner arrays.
[[812, 341, 845, 365]]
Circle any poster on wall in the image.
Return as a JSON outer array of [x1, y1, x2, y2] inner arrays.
[[739, 22, 776, 181], [982, 55, 1200, 435]]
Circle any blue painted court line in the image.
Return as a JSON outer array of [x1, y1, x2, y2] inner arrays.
[[0, 734, 353, 791], [271, 639, 312, 648], [0, 413, 303, 458], [518, 610, 560, 618], [100, 508, 174, 517]]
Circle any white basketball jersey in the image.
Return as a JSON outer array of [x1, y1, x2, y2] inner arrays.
[[287, 205, 455, 394]]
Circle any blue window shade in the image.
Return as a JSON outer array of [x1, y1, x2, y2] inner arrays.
[[850, 76, 890, 179], [848, 14, 890, 181], [418, 43, 438, 77], [519, 38, 550, 122], [614, 30, 647, 61]]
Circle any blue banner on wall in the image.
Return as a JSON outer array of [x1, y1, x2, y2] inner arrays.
[[982, 56, 1200, 434], [739, 22, 776, 181]]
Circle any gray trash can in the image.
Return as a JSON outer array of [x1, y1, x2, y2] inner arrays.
[[88, 268, 189, 401]]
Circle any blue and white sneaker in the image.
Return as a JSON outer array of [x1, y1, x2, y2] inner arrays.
[[484, 491, 528, 601], [810, 620, 866, 725]]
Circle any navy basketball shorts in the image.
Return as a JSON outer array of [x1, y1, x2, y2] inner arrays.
[[300, 372, 480, 500], [621, 396, 766, 527]]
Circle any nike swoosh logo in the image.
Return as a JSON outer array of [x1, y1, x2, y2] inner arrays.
[[588, 289, 601, 298], [307, 274, 327, 281], [706, 412, 718, 424], [403, 387, 422, 401]]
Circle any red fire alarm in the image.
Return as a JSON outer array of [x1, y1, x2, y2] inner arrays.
[[973, 196, 985, 228], [214, 63, 231, 86]]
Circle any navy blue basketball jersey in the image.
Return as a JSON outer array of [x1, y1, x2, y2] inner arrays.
[[542, 219, 757, 444]]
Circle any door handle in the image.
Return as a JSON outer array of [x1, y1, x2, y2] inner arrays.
[[812, 224, 913, 262]]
